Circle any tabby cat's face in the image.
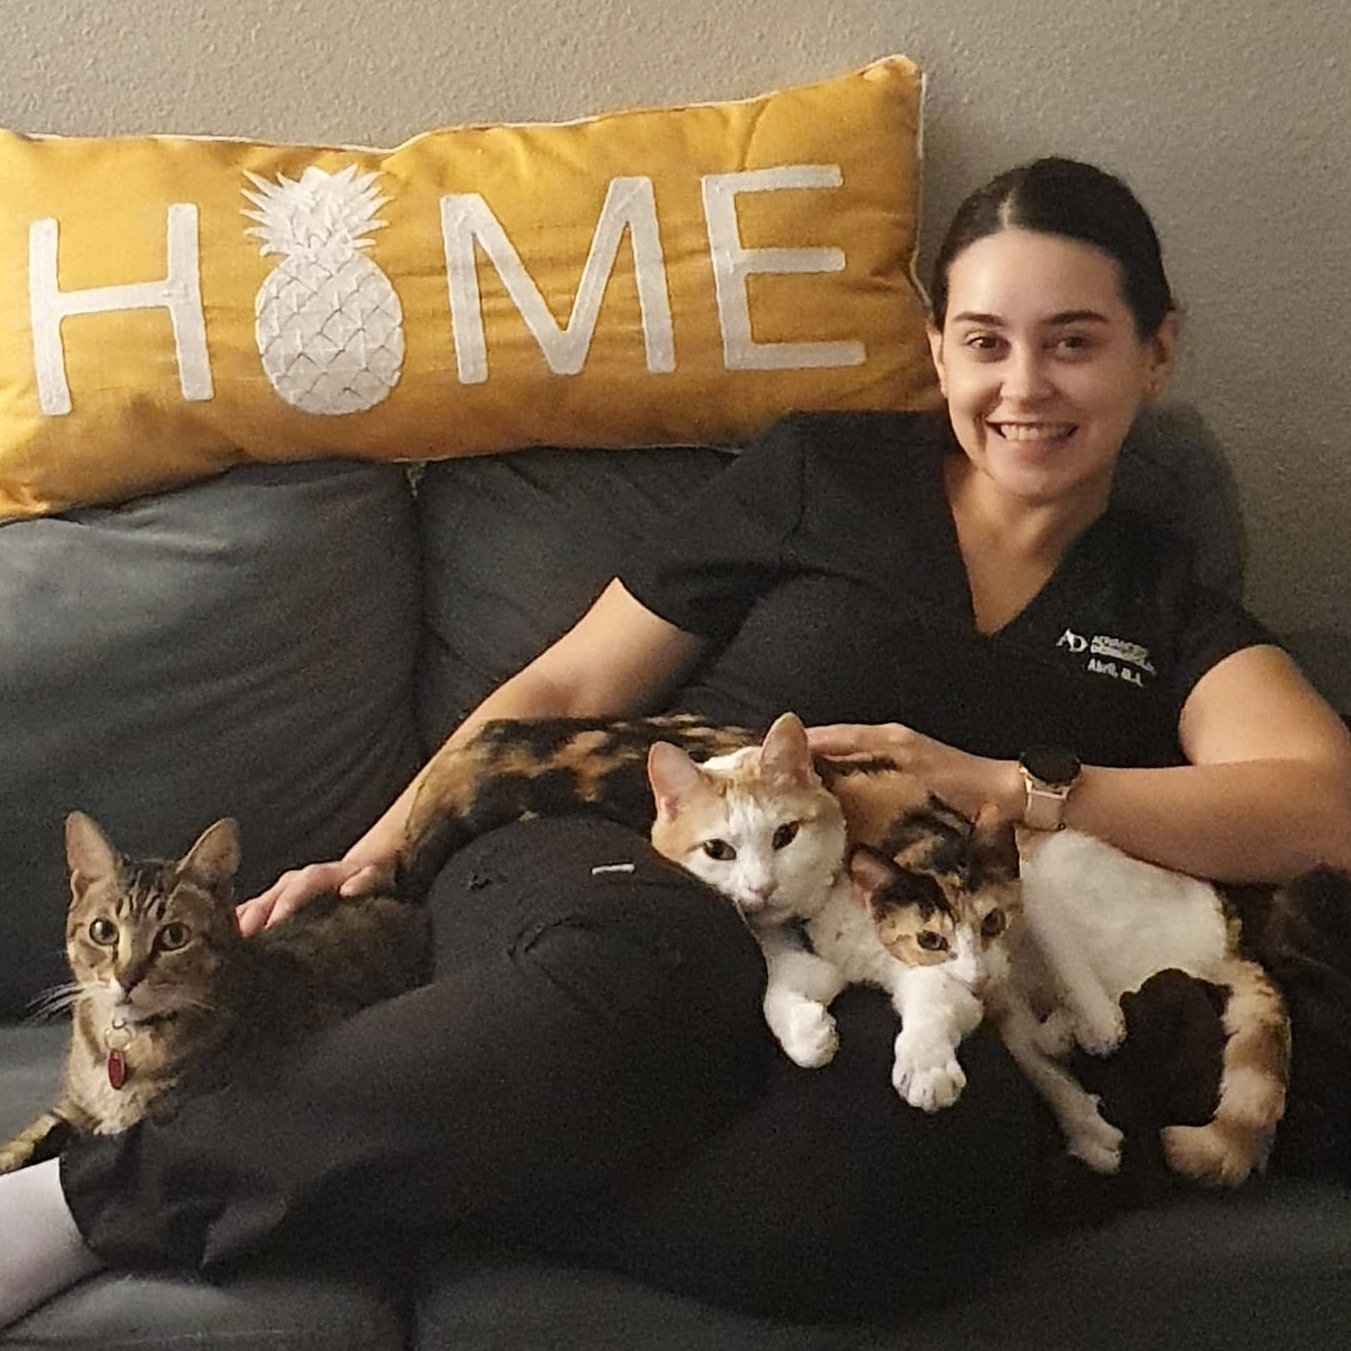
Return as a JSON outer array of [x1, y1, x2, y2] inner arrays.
[[64, 814, 243, 1028], [648, 713, 847, 925]]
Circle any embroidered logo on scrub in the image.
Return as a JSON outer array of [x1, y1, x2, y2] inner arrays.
[[1057, 629, 1155, 687]]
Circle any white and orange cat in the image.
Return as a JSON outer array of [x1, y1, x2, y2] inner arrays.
[[647, 711, 1290, 1187]]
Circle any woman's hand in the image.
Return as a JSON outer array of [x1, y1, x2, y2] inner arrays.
[[806, 722, 1023, 822], [235, 859, 392, 937]]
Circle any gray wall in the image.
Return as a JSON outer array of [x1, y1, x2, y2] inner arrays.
[[2, 0, 1347, 707]]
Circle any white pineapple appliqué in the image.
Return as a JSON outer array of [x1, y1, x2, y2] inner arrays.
[[243, 165, 405, 415]]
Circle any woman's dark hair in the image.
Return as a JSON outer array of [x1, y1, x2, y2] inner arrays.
[[928, 157, 1175, 337]]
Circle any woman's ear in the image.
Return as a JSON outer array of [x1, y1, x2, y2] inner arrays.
[[1142, 310, 1180, 398], [926, 322, 948, 397]]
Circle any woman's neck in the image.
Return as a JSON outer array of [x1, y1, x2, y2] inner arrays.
[[943, 454, 1110, 634]]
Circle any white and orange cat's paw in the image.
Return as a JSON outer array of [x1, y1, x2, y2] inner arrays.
[[772, 1000, 840, 1069], [891, 1030, 966, 1112], [1070, 1002, 1127, 1058], [1063, 1101, 1124, 1174]]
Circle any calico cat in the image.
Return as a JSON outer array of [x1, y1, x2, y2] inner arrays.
[[0, 812, 430, 1174], [646, 711, 995, 1113]]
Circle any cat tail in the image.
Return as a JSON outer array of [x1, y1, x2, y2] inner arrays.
[[0, 1110, 79, 1176], [1161, 956, 1290, 1186]]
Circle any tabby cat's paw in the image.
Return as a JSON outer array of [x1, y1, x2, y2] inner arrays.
[[892, 1032, 966, 1112], [777, 1003, 839, 1069]]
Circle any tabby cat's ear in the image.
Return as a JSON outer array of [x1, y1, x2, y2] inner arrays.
[[179, 818, 242, 891], [647, 742, 704, 820], [65, 812, 120, 899], [759, 711, 814, 788]]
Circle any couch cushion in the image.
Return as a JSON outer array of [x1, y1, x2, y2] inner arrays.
[[0, 56, 934, 519], [0, 460, 422, 1019]]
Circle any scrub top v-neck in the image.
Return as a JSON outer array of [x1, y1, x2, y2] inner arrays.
[[620, 411, 1273, 768]]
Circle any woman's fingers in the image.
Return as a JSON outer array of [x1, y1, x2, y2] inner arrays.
[[234, 861, 374, 936], [805, 722, 908, 761]]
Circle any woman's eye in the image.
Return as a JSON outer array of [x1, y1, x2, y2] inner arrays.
[[963, 332, 1003, 355], [88, 918, 117, 945], [1053, 333, 1094, 356], [917, 931, 949, 952], [702, 840, 736, 862], [982, 910, 1007, 938], [772, 822, 799, 851], [158, 923, 190, 951]]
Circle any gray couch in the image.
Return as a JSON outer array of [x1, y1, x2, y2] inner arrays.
[[3, 411, 1349, 1350]]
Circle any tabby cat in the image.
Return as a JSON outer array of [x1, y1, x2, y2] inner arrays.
[[0, 812, 429, 1174]]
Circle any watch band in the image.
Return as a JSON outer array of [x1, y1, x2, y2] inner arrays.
[[1017, 746, 1082, 831]]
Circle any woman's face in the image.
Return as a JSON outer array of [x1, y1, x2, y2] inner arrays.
[[928, 228, 1176, 510]]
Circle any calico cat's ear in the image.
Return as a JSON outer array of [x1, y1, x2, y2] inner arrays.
[[647, 742, 705, 820], [846, 844, 902, 905], [970, 804, 1020, 880], [178, 818, 242, 891], [65, 812, 121, 900], [758, 711, 814, 788]]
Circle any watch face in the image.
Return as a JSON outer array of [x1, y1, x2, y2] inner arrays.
[[1021, 745, 1081, 787]]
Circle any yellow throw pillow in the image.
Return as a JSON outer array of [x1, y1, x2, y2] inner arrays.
[[0, 55, 936, 518]]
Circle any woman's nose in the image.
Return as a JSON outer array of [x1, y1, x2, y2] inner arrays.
[[1001, 346, 1053, 401]]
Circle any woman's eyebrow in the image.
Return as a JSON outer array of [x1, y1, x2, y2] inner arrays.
[[949, 309, 1112, 327]]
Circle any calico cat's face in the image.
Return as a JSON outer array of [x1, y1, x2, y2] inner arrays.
[[64, 813, 244, 1028], [648, 712, 847, 924], [849, 809, 1020, 993]]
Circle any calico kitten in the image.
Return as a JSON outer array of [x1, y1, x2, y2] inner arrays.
[[0, 812, 430, 1174], [647, 712, 992, 1113]]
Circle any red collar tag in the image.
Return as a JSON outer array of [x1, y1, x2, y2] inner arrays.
[[107, 1049, 127, 1090]]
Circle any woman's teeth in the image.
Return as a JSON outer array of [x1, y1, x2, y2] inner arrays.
[[991, 423, 1074, 442]]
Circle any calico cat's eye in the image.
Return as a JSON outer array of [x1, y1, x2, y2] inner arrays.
[[981, 910, 1007, 939], [88, 918, 117, 946], [157, 922, 191, 951], [702, 839, 736, 861], [772, 822, 799, 850], [917, 930, 949, 952]]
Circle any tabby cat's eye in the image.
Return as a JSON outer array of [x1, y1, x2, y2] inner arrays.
[[772, 822, 799, 850], [158, 922, 191, 951], [88, 918, 117, 946], [702, 839, 736, 861], [982, 910, 1007, 938], [917, 931, 949, 952]]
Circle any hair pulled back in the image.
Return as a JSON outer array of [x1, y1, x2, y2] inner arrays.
[[929, 157, 1175, 338]]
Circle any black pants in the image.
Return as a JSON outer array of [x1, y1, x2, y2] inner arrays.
[[62, 816, 1038, 1321]]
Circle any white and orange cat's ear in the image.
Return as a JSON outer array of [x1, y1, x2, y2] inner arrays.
[[179, 818, 242, 890], [65, 811, 120, 899], [758, 711, 815, 788], [646, 741, 705, 821]]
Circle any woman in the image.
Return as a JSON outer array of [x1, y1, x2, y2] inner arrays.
[[5, 157, 1350, 1327]]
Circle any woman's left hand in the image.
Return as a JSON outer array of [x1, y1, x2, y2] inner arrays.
[[806, 722, 1023, 822]]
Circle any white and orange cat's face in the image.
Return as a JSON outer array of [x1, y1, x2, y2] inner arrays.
[[63, 812, 243, 1026], [647, 712, 848, 925]]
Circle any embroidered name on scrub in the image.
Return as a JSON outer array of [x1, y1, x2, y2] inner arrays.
[[1057, 629, 1155, 687]]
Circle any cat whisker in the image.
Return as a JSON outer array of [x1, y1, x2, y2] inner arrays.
[[24, 982, 86, 1022]]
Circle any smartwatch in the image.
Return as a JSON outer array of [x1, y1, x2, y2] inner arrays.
[[1018, 746, 1082, 831]]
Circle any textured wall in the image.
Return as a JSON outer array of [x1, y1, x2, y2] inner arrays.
[[2, 0, 1347, 705]]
